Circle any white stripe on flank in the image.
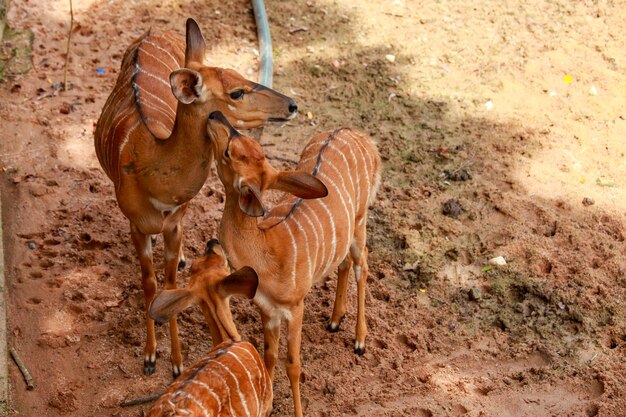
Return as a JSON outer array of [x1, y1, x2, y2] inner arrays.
[[136, 97, 176, 126], [282, 221, 298, 286], [334, 136, 361, 210], [318, 170, 351, 233], [298, 153, 318, 166], [315, 199, 337, 275], [205, 366, 234, 416], [144, 39, 181, 68], [116, 120, 142, 190], [300, 138, 324, 158], [189, 379, 222, 413], [323, 159, 355, 217], [186, 392, 210, 417], [138, 46, 176, 72], [297, 207, 320, 274], [214, 360, 251, 417], [336, 135, 370, 210], [232, 345, 266, 405], [327, 142, 356, 196], [118, 120, 142, 155], [99, 63, 135, 123], [135, 63, 171, 88], [301, 203, 326, 277], [289, 215, 312, 280], [136, 83, 177, 115], [103, 106, 134, 173], [227, 351, 260, 415]]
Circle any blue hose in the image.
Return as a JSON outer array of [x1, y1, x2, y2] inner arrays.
[[251, 0, 273, 88]]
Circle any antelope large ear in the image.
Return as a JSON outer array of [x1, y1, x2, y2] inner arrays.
[[170, 69, 204, 104], [274, 171, 328, 199], [185, 18, 206, 65], [218, 267, 259, 299], [239, 183, 265, 217], [149, 289, 198, 324]]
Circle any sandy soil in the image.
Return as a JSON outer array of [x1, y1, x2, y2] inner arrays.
[[1, 0, 625, 416]]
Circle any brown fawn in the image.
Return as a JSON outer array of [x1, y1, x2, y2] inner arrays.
[[94, 18, 297, 377], [205, 111, 381, 417], [147, 241, 272, 417]]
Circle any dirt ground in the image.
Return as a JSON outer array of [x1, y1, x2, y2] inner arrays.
[[0, 0, 625, 416]]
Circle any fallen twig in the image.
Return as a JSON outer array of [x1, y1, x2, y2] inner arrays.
[[121, 393, 161, 407], [63, 0, 74, 91], [10, 347, 35, 390]]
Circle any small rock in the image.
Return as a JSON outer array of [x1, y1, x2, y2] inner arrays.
[[468, 287, 482, 301], [385, 54, 396, 63], [60, 102, 75, 114], [489, 256, 507, 266], [28, 242, 37, 250], [442, 199, 464, 218], [403, 260, 419, 271], [323, 383, 336, 395], [588, 86, 598, 96], [503, 377, 512, 385], [443, 168, 472, 181], [310, 64, 322, 76], [485, 100, 494, 110], [582, 197, 595, 206]]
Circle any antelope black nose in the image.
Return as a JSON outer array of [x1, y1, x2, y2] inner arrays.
[[205, 239, 221, 255], [288, 102, 298, 114]]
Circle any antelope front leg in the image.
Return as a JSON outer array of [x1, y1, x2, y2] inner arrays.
[[163, 216, 186, 378], [260, 310, 281, 383], [286, 303, 305, 417], [130, 223, 158, 376], [328, 256, 352, 332]]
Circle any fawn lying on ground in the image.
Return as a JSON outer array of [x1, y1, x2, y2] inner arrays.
[[148, 241, 272, 417], [205, 111, 381, 417], [94, 18, 296, 377]]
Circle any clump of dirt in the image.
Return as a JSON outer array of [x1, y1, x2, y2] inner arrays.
[[1, 0, 625, 416]]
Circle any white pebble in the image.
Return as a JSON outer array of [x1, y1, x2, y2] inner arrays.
[[489, 256, 507, 266], [589, 86, 598, 96], [549, 90, 558, 97], [385, 54, 396, 63], [485, 100, 494, 110]]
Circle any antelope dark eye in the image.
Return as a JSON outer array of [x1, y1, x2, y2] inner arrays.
[[224, 148, 230, 158], [229, 90, 244, 100]]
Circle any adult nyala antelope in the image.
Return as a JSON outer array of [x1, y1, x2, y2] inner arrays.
[[94, 18, 296, 377], [147, 241, 272, 417], [206, 112, 381, 417]]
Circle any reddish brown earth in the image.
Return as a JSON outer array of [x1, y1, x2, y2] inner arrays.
[[1, 0, 625, 416]]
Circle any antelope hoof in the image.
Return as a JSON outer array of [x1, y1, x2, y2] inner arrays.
[[326, 321, 341, 333], [177, 259, 186, 272], [172, 364, 183, 379], [354, 341, 366, 356], [144, 354, 157, 376]]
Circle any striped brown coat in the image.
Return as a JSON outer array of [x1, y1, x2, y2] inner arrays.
[[206, 112, 381, 417], [146, 341, 272, 417], [93, 18, 296, 377]]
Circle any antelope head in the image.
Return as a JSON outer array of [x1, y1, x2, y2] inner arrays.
[[206, 111, 328, 217], [170, 18, 297, 129], [149, 240, 258, 346]]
